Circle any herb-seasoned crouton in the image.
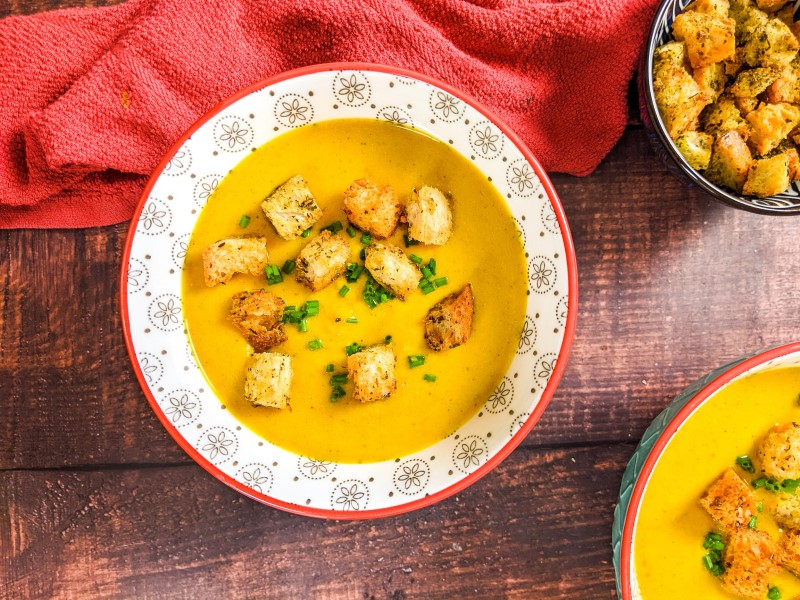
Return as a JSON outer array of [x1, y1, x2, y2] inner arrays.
[[654, 61, 710, 139], [756, 0, 789, 12], [774, 493, 800, 529], [406, 186, 453, 245], [731, 0, 769, 41], [260, 175, 323, 240], [705, 131, 753, 192], [776, 4, 800, 41], [780, 529, 800, 576], [654, 40, 690, 68], [701, 94, 750, 139], [785, 146, 800, 179], [766, 60, 800, 104], [743, 153, 792, 196], [694, 63, 727, 101], [675, 131, 714, 170], [244, 352, 292, 409], [686, 0, 730, 16], [228, 289, 287, 352], [342, 179, 402, 239], [672, 11, 736, 68], [734, 96, 760, 117], [424, 284, 474, 351], [759, 422, 800, 480], [700, 467, 759, 531], [364, 242, 419, 300], [747, 102, 800, 155], [202, 237, 269, 287], [294, 230, 349, 292], [720, 529, 782, 599], [742, 17, 799, 68], [730, 67, 780, 97], [346, 344, 396, 403]]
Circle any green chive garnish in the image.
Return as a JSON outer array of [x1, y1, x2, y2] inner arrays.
[[701, 532, 726, 577], [330, 373, 348, 386], [345, 342, 363, 356], [758, 502, 764, 512], [321, 221, 343, 234], [282, 259, 296, 274], [238, 215, 250, 228], [339, 285, 350, 297], [403, 234, 419, 248], [360, 233, 372, 245], [346, 317, 358, 323], [384, 335, 392, 344], [747, 516, 757, 529], [768, 586, 782, 600], [736, 455, 755, 473], [330, 385, 346, 402], [301, 227, 312, 238], [307, 338, 323, 350], [421, 266, 433, 279], [428, 258, 437, 275], [433, 276, 448, 287], [424, 374, 437, 382], [346, 225, 357, 238], [359, 248, 366, 261], [408, 355, 425, 368], [325, 364, 334, 373], [299, 318, 308, 333], [346, 263, 364, 282], [305, 300, 320, 316], [410, 254, 423, 264], [265, 264, 283, 285]]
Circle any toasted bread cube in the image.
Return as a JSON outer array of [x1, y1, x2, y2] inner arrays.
[[424, 284, 474, 351], [294, 230, 349, 292], [759, 422, 800, 480], [654, 58, 710, 139], [346, 344, 396, 403], [701, 94, 750, 139], [694, 62, 727, 101], [780, 529, 800, 576], [364, 242, 419, 300], [260, 175, 323, 240], [766, 61, 800, 103], [743, 17, 799, 67], [700, 467, 759, 531], [654, 40, 690, 68], [774, 493, 800, 529], [705, 131, 754, 191], [720, 529, 782, 599], [406, 186, 453, 245], [776, 4, 800, 40], [202, 237, 269, 287], [244, 352, 292, 409], [342, 179, 402, 239], [228, 289, 287, 352], [747, 102, 800, 155], [675, 131, 714, 170], [735, 96, 760, 117], [686, 0, 730, 16], [785, 146, 800, 179], [743, 153, 791, 196], [756, 0, 789, 11], [730, 67, 780, 97], [731, 0, 769, 40], [672, 11, 736, 68]]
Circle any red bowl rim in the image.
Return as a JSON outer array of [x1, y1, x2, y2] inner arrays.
[[119, 61, 579, 519], [619, 340, 800, 597]]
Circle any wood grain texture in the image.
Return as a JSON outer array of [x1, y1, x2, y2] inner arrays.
[[0, 444, 626, 599]]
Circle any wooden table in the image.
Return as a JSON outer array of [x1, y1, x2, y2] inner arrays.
[[4, 2, 800, 598]]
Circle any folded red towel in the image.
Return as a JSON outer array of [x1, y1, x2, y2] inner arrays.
[[0, 0, 658, 229]]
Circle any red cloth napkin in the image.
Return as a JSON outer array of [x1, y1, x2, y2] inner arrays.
[[0, 0, 658, 229]]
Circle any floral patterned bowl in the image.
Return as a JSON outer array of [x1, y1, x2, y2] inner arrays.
[[612, 341, 800, 598], [121, 63, 578, 519]]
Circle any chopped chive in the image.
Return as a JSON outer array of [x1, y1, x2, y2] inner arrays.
[[702, 531, 726, 577], [420, 283, 435, 294], [359, 248, 366, 261], [410, 254, 423, 264], [238, 215, 251, 228], [360, 233, 372, 245], [428, 258, 437, 275], [325, 363, 334, 373], [423, 373, 437, 382], [345, 342, 364, 356], [307, 338, 323, 350], [346, 263, 364, 282], [736, 455, 755, 473], [305, 300, 320, 316], [421, 266, 433, 279], [384, 335, 392, 344], [433, 276, 448, 287], [783, 478, 800, 493], [301, 227, 312, 238], [330, 373, 348, 386], [346, 225, 357, 238], [346, 317, 358, 324], [281, 259, 296, 275], [339, 285, 350, 297], [768, 587, 782, 600], [403, 233, 419, 248], [321, 221, 343, 234], [330, 385, 346, 402], [408, 355, 425, 368], [265, 264, 283, 285], [757, 502, 764, 512], [747, 516, 757, 529], [299, 318, 308, 333]]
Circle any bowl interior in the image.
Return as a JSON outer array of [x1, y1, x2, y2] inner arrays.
[[121, 64, 576, 518], [643, 0, 800, 214]]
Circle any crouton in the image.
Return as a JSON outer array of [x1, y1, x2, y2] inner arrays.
[[724, 48, 747, 77], [743, 153, 792, 196], [672, 11, 736, 68], [686, 0, 730, 16], [364, 242, 419, 300], [780, 529, 800, 576], [694, 62, 727, 101], [654, 40, 690, 68], [424, 284, 475, 352], [700, 467, 759, 531], [701, 94, 750, 139], [244, 352, 292, 409], [346, 344, 396, 403], [774, 493, 800, 529], [342, 179, 402, 239], [766, 60, 800, 104], [747, 102, 800, 156], [675, 131, 714, 170], [776, 4, 800, 41], [730, 67, 780, 97], [260, 175, 323, 240], [294, 230, 349, 292], [721, 528, 782, 599], [705, 131, 754, 192], [406, 186, 453, 245], [654, 59, 710, 139], [785, 146, 800, 179], [228, 289, 287, 352], [202, 237, 269, 287], [734, 96, 760, 117], [756, 0, 789, 12], [742, 17, 799, 68], [731, 0, 769, 41], [760, 422, 800, 480]]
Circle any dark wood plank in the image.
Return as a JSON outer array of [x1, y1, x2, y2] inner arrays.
[[0, 444, 625, 599]]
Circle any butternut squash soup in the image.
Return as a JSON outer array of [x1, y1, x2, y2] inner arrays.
[[182, 118, 527, 464], [634, 366, 800, 600]]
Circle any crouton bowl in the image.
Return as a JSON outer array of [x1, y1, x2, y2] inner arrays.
[[120, 64, 577, 519], [642, 0, 800, 214], [613, 342, 800, 599]]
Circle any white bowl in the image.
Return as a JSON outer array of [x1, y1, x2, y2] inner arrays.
[[121, 63, 578, 519]]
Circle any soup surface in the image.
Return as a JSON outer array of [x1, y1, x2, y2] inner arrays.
[[634, 366, 800, 599], [182, 119, 527, 463]]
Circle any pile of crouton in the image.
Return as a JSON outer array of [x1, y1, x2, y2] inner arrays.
[[699, 422, 800, 598], [653, 0, 800, 197], [200, 175, 474, 410]]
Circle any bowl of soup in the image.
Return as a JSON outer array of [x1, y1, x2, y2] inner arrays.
[[613, 342, 800, 598], [121, 63, 577, 518]]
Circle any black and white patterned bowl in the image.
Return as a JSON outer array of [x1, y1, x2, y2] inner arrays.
[[120, 63, 578, 519], [641, 0, 800, 214]]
